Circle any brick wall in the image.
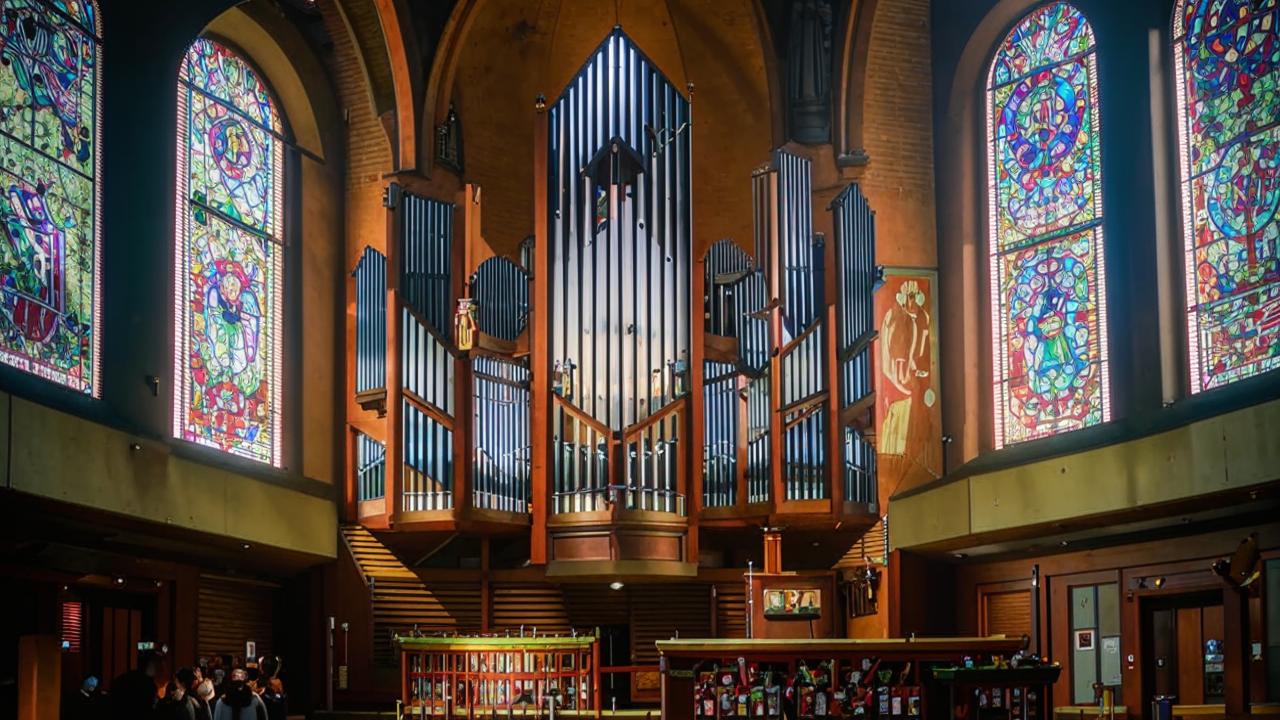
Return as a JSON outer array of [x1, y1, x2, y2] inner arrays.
[[318, 0, 392, 260], [859, 0, 937, 269]]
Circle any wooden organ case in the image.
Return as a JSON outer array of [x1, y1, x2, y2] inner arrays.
[[347, 27, 881, 578], [538, 29, 697, 577]]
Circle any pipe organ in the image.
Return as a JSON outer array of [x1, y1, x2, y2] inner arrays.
[[400, 194, 458, 514], [349, 28, 880, 572], [354, 246, 387, 413], [547, 29, 692, 522], [470, 257, 533, 515], [832, 184, 879, 506]]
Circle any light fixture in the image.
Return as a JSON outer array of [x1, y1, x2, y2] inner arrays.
[[240, 543, 252, 551], [113, 577, 126, 586], [952, 553, 967, 560], [1153, 577, 1166, 589], [609, 581, 624, 591], [1059, 540, 1070, 547]]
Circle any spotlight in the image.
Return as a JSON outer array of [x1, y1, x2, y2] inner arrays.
[[1153, 577, 1166, 589], [952, 553, 967, 560], [114, 577, 125, 586], [240, 543, 252, 551], [609, 581, 624, 591]]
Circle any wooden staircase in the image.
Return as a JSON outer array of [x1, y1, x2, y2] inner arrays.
[[340, 526, 481, 665]]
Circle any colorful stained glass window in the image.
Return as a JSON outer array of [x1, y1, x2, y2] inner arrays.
[[0, 0, 100, 394], [1175, 0, 1280, 393], [987, 3, 1110, 448], [174, 38, 283, 466]]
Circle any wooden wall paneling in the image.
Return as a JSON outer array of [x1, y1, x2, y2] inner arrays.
[[630, 585, 712, 701], [489, 584, 570, 635], [1176, 606, 1204, 704], [198, 575, 277, 661], [1249, 593, 1266, 703], [715, 583, 748, 639], [562, 585, 630, 629], [982, 589, 1031, 638]]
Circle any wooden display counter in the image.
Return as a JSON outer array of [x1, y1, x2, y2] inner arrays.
[[657, 637, 1051, 720], [396, 635, 601, 719]]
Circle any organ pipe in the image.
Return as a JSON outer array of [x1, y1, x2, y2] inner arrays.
[[354, 247, 387, 396], [547, 29, 692, 513]]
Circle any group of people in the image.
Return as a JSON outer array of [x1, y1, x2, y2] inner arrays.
[[64, 649, 288, 720]]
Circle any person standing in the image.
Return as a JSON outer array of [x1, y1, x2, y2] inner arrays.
[[110, 649, 165, 720], [255, 657, 287, 720], [156, 668, 201, 720], [213, 670, 266, 720], [194, 679, 216, 720], [61, 675, 100, 720]]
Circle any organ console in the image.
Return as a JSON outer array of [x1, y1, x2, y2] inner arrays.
[[348, 27, 881, 574]]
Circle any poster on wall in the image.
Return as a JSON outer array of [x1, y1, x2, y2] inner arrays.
[[875, 268, 942, 494], [763, 589, 821, 618], [1074, 629, 1094, 651]]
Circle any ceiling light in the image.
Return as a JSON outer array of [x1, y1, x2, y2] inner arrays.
[[952, 553, 967, 560], [240, 543, 252, 551], [609, 581, 624, 591]]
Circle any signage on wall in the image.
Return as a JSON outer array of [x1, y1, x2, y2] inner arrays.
[[762, 589, 821, 619], [245, 640, 257, 662], [1074, 629, 1094, 651]]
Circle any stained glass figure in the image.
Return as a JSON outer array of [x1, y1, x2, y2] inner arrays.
[[987, 3, 1110, 447], [1175, 0, 1280, 392], [0, 0, 100, 394], [174, 38, 284, 466]]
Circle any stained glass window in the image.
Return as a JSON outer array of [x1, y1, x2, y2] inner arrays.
[[1174, 0, 1280, 393], [174, 38, 284, 466], [987, 3, 1110, 448], [0, 0, 100, 395]]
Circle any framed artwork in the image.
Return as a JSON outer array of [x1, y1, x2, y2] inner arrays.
[[763, 589, 821, 618], [1074, 629, 1094, 651], [875, 268, 941, 489]]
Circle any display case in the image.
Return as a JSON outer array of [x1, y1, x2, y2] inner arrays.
[[397, 635, 600, 718], [657, 637, 1036, 720]]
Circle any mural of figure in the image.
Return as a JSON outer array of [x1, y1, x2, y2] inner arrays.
[[879, 279, 933, 456]]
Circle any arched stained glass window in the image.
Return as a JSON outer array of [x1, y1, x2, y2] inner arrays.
[[174, 38, 284, 466], [0, 1, 101, 395], [987, 3, 1110, 448], [1174, 0, 1280, 393]]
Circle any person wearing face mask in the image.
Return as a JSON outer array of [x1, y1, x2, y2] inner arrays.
[[213, 669, 267, 720], [194, 679, 217, 720], [157, 667, 203, 720]]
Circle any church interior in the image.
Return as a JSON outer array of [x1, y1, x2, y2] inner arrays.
[[0, 0, 1277, 718]]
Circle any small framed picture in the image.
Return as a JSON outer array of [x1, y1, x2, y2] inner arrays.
[[1074, 629, 1094, 651]]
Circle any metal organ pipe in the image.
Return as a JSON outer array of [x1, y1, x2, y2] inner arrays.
[[547, 29, 691, 515], [356, 432, 386, 502], [469, 256, 533, 515], [398, 193, 457, 512], [832, 183, 879, 508], [354, 247, 387, 395], [765, 151, 830, 503]]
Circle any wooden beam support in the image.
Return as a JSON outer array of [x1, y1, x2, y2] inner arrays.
[[384, 184, 403, 529], [530, 106, 550, 565], [1222, 583, 1251, 719]]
